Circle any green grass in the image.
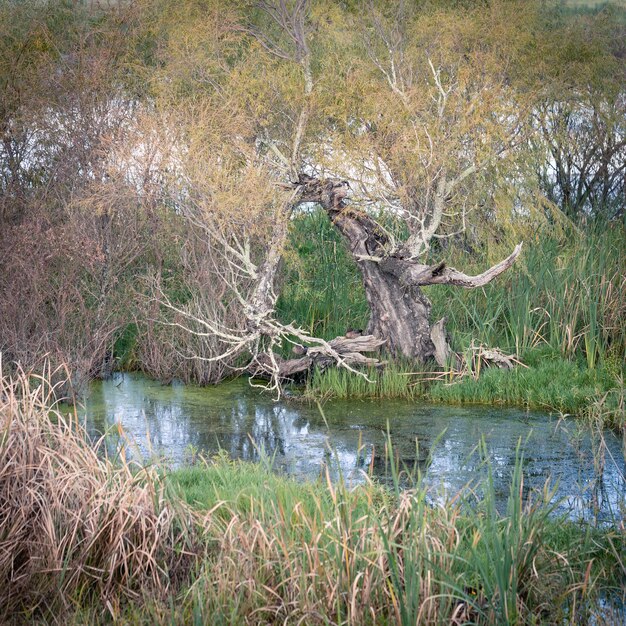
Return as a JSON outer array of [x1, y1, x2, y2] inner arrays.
[[168, 450, 367, 521], [303, 360, 428, 400], [4, 368, 623, 624], [276, 210, 369, 343], [428, 351, 618, 413], [300, 347, 624, 429]]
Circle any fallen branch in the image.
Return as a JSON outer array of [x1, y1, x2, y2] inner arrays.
[[250, 334, 386, 381]]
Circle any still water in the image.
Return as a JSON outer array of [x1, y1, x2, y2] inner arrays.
[[78, 373, 625, 523]]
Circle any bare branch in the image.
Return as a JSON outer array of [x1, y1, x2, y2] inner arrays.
[[424, 243, 523, 287], [382, 243, 524, 288]]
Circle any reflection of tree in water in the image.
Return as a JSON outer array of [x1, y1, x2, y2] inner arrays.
[[212, 403, 289, 461], [82, 375, 625, 522], [363, 442, 431, 484]]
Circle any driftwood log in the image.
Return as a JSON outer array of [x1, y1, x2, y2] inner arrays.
[[250, 334, 386, 380]]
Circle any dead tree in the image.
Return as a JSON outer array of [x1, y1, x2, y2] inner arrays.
[[295, 176, 522, 364]]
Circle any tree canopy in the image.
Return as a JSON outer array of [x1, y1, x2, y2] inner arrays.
[[0, 0, 624, 389]]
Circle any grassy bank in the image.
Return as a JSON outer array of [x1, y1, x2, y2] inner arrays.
[[281, 213, 625, 429], [302, 349, 624, 430], [427, 350, 625, 426], [1, 368, 624, 624]]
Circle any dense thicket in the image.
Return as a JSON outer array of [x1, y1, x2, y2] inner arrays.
[[0, 0, 624, 393]]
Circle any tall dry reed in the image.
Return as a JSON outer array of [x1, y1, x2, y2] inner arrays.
[[0, 362, 199, 622]]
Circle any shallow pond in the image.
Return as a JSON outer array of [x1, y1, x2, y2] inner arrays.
[[77, 373, 625, 523]]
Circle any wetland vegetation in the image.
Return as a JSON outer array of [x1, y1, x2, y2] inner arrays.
[[1, 370, 624, 624], [0, 0, 624, 623]]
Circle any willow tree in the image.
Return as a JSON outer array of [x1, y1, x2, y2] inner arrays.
[[150, 0, 554, 382]]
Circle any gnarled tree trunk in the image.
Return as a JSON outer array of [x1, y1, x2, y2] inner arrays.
[[299, 177, 522, 363]]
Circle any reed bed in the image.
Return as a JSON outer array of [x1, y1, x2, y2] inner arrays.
[[431, 226, 626, 370], [164, 450, 624, 626], [0, 365, 200, 623], [1, 365, 623, 624], [303, 360, 429, 400]]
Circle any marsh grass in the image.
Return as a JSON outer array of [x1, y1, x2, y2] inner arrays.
[[582, 379, 626, 434], [0, 363, 201, 623], [2, 365, 623, 624], [303, 360, 431, 400], [427, 225, 625, 369], [428, 350, 618, 413], [276, 210, 369, 342], [301, 349, 624, 431]]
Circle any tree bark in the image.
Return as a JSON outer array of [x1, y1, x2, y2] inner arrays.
[[329, 202, 438, 361], [298, 177, 522, 362]]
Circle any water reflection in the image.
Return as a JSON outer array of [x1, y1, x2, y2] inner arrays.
[[79, 373, 625, 523]]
